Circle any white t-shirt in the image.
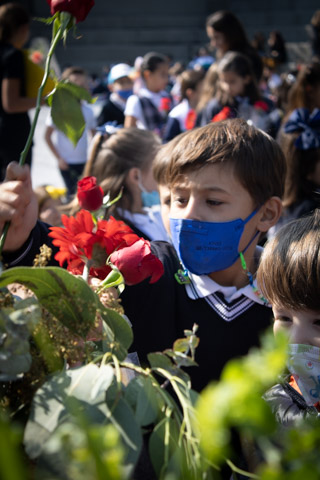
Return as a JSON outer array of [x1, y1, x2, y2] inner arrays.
[[168, 98, 191, 132], [124, 87, 166, 130], [46, 102, 96, 165]]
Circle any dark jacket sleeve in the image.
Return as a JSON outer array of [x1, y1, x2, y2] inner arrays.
[[2, 220, 59, 268]]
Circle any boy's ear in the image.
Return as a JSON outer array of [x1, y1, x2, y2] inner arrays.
[[257, 196, 282, 232]]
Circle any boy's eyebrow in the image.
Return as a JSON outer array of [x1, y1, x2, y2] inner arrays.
[[172, 185, 229, 194]]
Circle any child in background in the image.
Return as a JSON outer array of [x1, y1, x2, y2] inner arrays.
[[96, 63, 133, 128], [68, 127, 168, 242], [257, 211, 320, 426], [269, 108, 320, 237], [283, 61, 320, 120], [124, 52, 171, 139], [163, 69, 204, 141], [1, 119, 285, 397], [44, 66, 96, 199], [152, 131, 188, 236], [34, 185, 65, 226], [197, 51, 279, 137]]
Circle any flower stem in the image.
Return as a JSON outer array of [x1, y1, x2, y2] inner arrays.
[[0, 13, 71, 259]]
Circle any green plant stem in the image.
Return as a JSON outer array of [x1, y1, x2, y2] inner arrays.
[[0, 13, 71, 258]]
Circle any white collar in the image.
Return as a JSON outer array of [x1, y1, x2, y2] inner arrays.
[[185, 246, 270, 306]]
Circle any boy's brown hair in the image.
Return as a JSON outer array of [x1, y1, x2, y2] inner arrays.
[[166, 118, 286, 206], [153, 131, 189, 185], [257, 210, 320, 311]]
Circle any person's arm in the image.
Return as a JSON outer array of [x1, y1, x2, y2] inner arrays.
[[0, 162, 38, 252], [1, 77, 37, 113], [44, 126, 69, 171], [124, 115, 137, 128]]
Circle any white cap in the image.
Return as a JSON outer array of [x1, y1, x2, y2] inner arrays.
[[108, 63, 132, 84]]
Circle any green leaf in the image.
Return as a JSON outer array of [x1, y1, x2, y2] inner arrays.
[[149, 416, 180, 478], [51, 86, 85, 146], [147, 352, 174, 370], [0, 267, 98, 337], [125, 376, 161, 426], [59, 80, 96, 103], [105, 384, 142, 475], [99, 307, 133, 361], [24, 363, 114, 459], [0, 413, 25, 480]]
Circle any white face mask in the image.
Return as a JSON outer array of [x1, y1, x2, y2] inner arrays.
[[287, 344, 320, 405]]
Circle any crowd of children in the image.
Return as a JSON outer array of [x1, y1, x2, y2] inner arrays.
[[1, 6, 320, 473]]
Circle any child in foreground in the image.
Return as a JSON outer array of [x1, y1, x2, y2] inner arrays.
[[1, 119, 285, 393], [257, 210, 320, 426]]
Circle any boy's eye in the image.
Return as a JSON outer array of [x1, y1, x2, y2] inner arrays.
[[206, 199, 223, 206], [274, 316, 292, 323], [172, 196, 187, 205]]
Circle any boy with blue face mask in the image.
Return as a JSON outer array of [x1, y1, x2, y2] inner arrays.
[[97, 63, 133, 128], [1, 119, 285, 393], [257, 210, 320, 426]]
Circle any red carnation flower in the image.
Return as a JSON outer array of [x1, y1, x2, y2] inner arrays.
[[110, 239, 164, 286], [77, 176, 104, 211], [254, 100, 269, 113], [211, 106, 232, 123], [46, 0, 95, 23], [49, 210, 139, 279]]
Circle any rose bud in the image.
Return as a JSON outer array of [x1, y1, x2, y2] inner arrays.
[[77, 176, 104, 211], [46, 0, 95, 23], [110, 239, 164, 286]]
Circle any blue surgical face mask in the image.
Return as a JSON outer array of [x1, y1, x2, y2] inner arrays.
[[169, 209, 259, 275], [117, 89, 133, 100], [137, 171, 160, 207], [141, 190, 161, 207]]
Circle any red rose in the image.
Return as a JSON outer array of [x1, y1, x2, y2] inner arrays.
[[77, 176, 104, 211], [46, 0, 95, 23], [110, 239, 164, 286]]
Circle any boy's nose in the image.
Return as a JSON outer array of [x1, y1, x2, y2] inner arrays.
[[182, 199, 203, 221]]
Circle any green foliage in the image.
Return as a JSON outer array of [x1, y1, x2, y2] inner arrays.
[[0, 413, 25, 480], [0, 291, 41, 380], [46, 80, 95, 146], [196, 330, 288, 467]]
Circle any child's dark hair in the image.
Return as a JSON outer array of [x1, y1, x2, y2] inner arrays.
[[179, 69, 204, 100], [217, 51, 260, 104], [140, 52, 168, 78], [285, 62, 320, 115], [257, 209, 320, 311], [61, 66, 87, 81], [280, 132, 320, 209], [206, 10, 249, 51], [166, 118, 286, 206], [0, 2, 30, 42]]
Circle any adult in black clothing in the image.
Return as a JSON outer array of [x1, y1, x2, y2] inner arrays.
[[206, 10, 263, 81], [97, 63, 133, 127], [0, 3, 38, 181]]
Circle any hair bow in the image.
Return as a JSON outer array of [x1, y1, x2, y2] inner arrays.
[[283, 108, 320, 150]]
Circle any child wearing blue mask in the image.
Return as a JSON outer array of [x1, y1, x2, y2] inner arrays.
[[1, 119, 285, 393], [257, 210, 320, 426], [97, 63, 133, 128]]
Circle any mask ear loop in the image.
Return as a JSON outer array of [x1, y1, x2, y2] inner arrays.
[[239, 251, 269, 305]]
